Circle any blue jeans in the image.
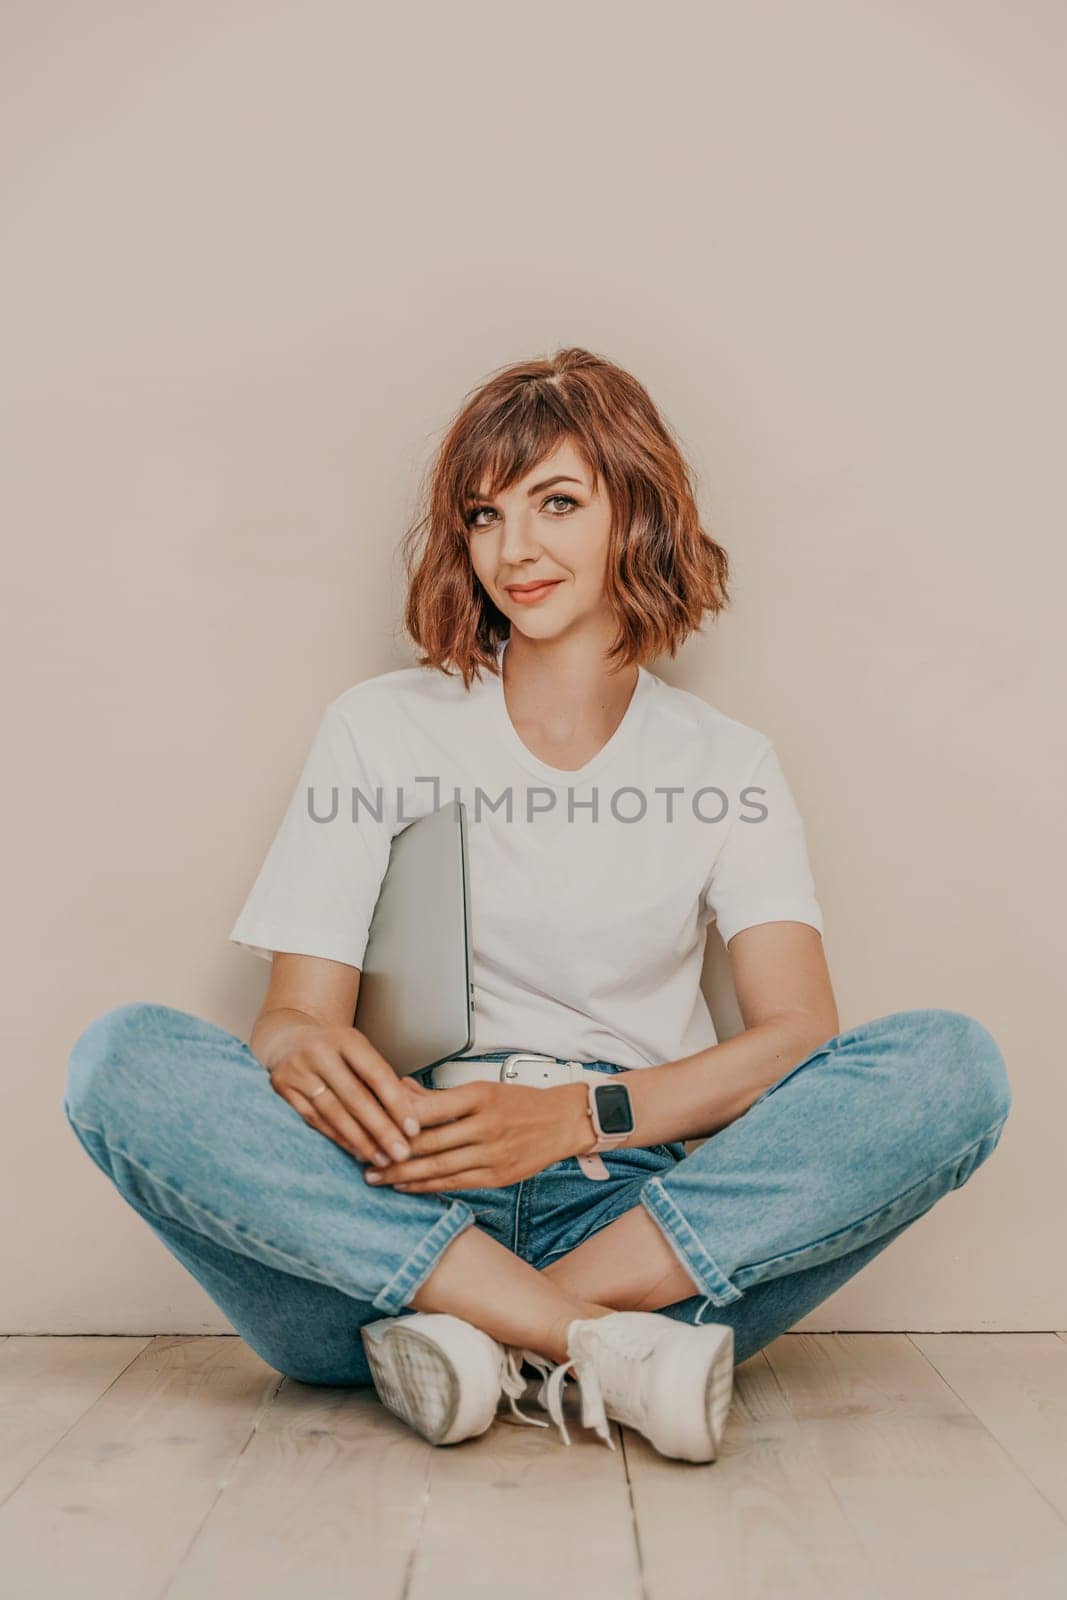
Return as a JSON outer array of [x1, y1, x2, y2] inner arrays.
[[62, 1004, 1012, 1380]]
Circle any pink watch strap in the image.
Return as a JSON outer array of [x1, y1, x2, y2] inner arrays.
[[577, 1080, 629, 1181]]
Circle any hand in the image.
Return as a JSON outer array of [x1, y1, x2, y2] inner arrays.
[[267, 1022, 434, 1169], [365, 1080, 589, 1192]]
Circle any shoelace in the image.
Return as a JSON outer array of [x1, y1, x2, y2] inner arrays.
[[500, 1345, 590, 1446], [499, 1345, 551, 1431], [502, 1316, 663, 1451]]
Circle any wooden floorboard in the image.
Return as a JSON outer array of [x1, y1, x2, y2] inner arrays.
[[409, 1397, 642, 1600], [0, 1335, 151, 1506], [0, 1336, 280, 1600], [756, 1332, 1067, 1600], [165, 1378, 430, 1599], [0, 1333, 1064, 1599], [911, 1332, 1067, 1522]]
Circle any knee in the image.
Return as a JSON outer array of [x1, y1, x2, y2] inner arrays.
[[900, 1008, 1013, 1140], [64, 1001, 172, 1129]]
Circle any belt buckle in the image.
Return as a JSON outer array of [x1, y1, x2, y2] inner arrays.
[[499, 1052, 557, 1083]]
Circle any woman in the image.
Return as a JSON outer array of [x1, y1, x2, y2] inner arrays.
[[64, 347, 1013, 1464]]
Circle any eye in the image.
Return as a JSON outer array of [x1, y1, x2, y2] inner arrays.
[[464, 493, 578, 529]]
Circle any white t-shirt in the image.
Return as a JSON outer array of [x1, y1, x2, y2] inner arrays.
[[228, 638, 824, 1070]]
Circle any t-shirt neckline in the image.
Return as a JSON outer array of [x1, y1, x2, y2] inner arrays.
[[489, 635, 653, 785]]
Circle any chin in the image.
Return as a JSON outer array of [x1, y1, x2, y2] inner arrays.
[[508, 613, 573, 639]]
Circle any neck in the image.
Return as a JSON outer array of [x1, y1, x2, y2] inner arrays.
[[500, 629, 639, 738]]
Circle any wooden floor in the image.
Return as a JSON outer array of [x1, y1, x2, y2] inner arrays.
[[1, 1332, 1066, 1598]]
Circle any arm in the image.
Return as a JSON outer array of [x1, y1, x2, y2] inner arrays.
[[557, 921, 839, 1153], [248, 948, 362, 1071], [367, 926, 838, 1194]]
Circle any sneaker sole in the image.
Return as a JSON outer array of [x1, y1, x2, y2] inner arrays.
[[361, 1321, 461, 1445], [650, 1321, 735, 1463], [701, 1323, 735, 1460]]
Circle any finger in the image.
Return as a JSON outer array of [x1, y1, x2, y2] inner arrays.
[[393, 1170, 495, 1193], [307, 1069, 413, 1163], [287, 1087, 376, 1164], [399, 1077, 434, 1112], [401, 1113, 490, 1159], [338, 1035, 426, 1137], [371, 1142, 494, 1185], [401, 1081, 485, 1127]]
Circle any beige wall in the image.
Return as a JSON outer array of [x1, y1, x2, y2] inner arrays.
[[3, 2, 1063, 1333]]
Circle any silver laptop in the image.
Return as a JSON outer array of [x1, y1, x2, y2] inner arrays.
[[352, 799, 475, 1078]]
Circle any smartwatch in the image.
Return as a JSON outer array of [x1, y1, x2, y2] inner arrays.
[[577, 1079, 636, 1181]]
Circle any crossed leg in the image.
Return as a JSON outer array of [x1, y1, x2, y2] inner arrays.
[[64, 1004, 1010, 1381], [539, 1009, 1012, 1349]]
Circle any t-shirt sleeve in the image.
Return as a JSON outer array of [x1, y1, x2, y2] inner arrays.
[[227, 696, 396, 968], [702, 738, 824, 948]]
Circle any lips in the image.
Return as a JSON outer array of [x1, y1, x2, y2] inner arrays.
[[505, 580, 562, 596]]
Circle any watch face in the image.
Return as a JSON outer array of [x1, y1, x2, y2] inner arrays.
[[595, 1082, 635, 1135]]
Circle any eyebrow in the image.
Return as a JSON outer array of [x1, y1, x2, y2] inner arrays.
[[468, 474, 584, 503]]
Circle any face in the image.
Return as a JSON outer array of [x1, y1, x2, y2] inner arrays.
[[464, 439, 613, 640]]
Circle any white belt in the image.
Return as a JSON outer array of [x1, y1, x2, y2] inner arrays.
[[431, 1052, 616, 1090]]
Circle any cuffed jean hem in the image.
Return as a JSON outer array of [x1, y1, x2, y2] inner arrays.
[[639, 1176, 744, 1309], [370, 1198, 478, 1315], [639, 1112, 1011, 1323]]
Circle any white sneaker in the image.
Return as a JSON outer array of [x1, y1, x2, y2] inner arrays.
[[360, 1312, 545, 1446], [510, 1310, 735, 1463]]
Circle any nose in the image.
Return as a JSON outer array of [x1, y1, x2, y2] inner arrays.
[[495, 508, 543, 565]]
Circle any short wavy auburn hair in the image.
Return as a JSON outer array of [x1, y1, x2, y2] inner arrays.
[[400, 346, 731, 690]]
